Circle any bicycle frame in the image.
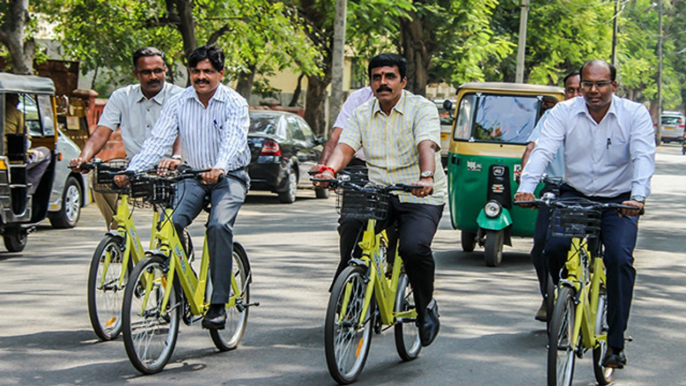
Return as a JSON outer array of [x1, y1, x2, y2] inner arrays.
[[342, 219, 417, 328], [561, 237, 608, 352]]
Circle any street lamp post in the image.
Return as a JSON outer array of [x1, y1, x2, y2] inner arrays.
[[515, 0, 530, 83], [657, 0, 663, 145]]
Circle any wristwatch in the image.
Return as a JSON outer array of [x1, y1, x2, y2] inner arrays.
[[420, 171, 434, 179], [631, 195, 645, 203], [171, 154, 182, 161]]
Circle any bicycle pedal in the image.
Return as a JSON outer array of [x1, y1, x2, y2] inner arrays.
[[245, 301, 260, 307]]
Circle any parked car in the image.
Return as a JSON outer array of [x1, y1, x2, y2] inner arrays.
[[247, 110, 327, 203], [434, 99, 456, 168], [21, 94, 90, 229], [659, 111, 685, 144]]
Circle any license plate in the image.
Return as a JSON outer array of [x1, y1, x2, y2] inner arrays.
[[664, 125, 675, 130]]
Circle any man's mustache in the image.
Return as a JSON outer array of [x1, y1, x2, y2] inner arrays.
[[376, 85, 392, 93], [147, 80, 161, 86], [194, 79, 210, 85]]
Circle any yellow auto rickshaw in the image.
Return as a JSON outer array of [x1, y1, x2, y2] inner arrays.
[[446, 82, 565, 266], [0, 73, 59, 251]]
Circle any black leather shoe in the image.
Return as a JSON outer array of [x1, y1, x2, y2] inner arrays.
[[419, 299, 440, 347], [535, 300, 547, 322], [602, 348, 627, 369], [202, 304, 227, 330]]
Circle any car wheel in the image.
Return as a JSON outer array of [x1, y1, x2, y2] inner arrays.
[[277, 168, 297, 204], [49, 176, 82, 228]]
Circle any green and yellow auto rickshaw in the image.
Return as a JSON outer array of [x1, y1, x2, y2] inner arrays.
[[0, 73, 59, 251], [445, 82, 564, 266]]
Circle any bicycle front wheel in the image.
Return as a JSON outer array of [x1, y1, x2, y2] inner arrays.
[[122, 255, 180, 374], [593, 287, 614, 385], [87, 235, 126, 341], [324, 265, 375, 385], [548, 286, 578, 386], [394, 273, 421, 361], [210, 244, 251, 351]]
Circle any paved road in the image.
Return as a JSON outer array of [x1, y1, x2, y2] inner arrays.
[[0, 145, 684, 386]]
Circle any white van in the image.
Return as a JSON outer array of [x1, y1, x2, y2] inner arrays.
[[660, 111, 685, 143]]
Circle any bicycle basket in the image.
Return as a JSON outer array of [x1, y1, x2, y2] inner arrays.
[[129, 175, 175, 208], [94, 160, 129, 194], [550, 206, 601, 238], [336, 185, 389, 220]]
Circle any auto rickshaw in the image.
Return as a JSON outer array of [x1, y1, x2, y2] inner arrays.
[[0, 73, 59, 251], [445, 82, 565, 266]]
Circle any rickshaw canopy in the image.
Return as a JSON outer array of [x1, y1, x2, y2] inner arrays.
[[457, 82, 563, 95], [0, 73, 55, 95]]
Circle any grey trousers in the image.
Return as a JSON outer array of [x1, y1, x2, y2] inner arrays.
[[172, 171, 248, 304]]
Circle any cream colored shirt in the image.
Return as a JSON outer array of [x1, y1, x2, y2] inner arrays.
[[339, 90, 447, 205]]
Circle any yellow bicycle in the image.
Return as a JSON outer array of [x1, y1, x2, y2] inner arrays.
[[517, 194, 640, 386], [120, 169, 256, 374], [315, 175, 422, 384]]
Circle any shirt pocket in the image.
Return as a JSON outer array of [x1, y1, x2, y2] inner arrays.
[[393, 121, 416, 168], [605, 140, 629, 167]]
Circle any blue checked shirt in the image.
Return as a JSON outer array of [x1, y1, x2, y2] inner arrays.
[[128, 84, 251, 173]]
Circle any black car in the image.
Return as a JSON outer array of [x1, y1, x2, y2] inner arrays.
[[247, 110, 328, 203]]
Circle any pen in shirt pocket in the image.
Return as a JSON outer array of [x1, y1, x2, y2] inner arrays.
[[606, 138, 611, 149]]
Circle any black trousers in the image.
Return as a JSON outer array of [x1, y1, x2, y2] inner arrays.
[[545, 185, 638, 350], [531, 183, 556, 297], [337, 195, 443, 319]]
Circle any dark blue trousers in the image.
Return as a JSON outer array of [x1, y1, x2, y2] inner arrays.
[[545, 186, 638, 350], [531, 184, 555, 297]]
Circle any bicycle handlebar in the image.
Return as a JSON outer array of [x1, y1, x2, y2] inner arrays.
[[310, 177, 431, 194], [514, 197, 644, 215]]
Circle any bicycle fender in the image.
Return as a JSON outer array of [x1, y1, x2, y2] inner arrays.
[[476, 208, 512, 231]]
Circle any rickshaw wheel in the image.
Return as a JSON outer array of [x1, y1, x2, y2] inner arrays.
[[3, 228, 27, 252], [461, 231, 477, 252], [484, 230, 503, 267]]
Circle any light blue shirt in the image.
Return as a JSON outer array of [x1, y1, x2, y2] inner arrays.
[[526, 109, 564, 180], [519, 95, 655, 198], [128, 84, 251, 173]]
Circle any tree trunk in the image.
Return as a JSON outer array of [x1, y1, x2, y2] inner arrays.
[[172, 0, 197, 60], [305, 74, 331, 137], [399, 11, 432, 96], [0, 0, 34, 74], [289, 74, 305, 107], [235, 63, 257, 101]]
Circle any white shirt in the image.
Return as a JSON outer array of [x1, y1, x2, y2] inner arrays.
[[334, 87, 375, 160], [526, 109, 565, 180], [98, 82, 183, 157], [519, 95, 655, 198], [128, 84, 251, 173]]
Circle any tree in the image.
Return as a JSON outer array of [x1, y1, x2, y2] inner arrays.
[[0, 0, 35, 74]]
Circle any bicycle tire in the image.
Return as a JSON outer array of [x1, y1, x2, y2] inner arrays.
[[210, 244, 251, 351], [394, 273, 421, 361], [122, 255, 180, 374], [324, 265, 375, 385], [544, 273, 555, 334], [548, 285, 577, 386], [593, 287, 615, 385], [87, 235, 127, 341]]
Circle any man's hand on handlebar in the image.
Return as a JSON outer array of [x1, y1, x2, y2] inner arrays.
[[312, 168, 335, 189], [201, 168, 225, 184], [114, 174, 129, 187], [69, 157, 89, 173], [410, 177, 433, 198], [619, 200, 644, 217], [157, 158, 182, 176], [514, 192, 536, 208]]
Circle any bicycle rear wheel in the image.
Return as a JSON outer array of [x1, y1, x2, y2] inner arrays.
[[593, 287, 614, 385], [87, 235, 126, 341], [324, 265, 374, 385], [122, 255, 180, 374], [548, 286, 577, 386], [394, 273, 421, 361], [210, 244, 251, 351]]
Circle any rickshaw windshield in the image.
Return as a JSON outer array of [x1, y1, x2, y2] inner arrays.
[[471, 94, 540, 143]]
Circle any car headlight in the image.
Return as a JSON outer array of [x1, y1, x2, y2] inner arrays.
[[484, 201, 502, 218]]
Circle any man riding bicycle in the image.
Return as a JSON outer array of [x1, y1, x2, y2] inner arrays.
[[314, 53, 447, 347], [515, 59, 655, 369], [118, 45, 251, 330]]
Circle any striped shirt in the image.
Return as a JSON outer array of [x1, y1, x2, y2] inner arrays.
[[339, 90, 447, 205], [128, 84, 251, 173]]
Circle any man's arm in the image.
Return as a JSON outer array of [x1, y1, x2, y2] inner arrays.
[[620, 104, 656, 216], [69, 126, 113, 171], [315, 127, 343, 166], [412, 140, 436, 197]]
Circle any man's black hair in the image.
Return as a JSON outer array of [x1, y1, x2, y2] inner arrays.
[[563, 72, 580, 87], [188, 45, 225, 72], [132, 47, 165, 69], [367, 53, 407, 80], [579, 60, 616, 82]]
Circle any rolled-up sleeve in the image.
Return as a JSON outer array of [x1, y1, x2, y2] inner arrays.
[[97, 91, 124, 131], [338, 109, 363, 152], [629, 106, 656, 198]]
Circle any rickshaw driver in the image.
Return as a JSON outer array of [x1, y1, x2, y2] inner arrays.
[[5, 93, 51, 194], [515, 59, 655, 369], [314, 53, 447, 347], [520, 72, 582, 322]]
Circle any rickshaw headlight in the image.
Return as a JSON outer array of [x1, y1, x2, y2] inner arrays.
[[484, 201, 502, 218]]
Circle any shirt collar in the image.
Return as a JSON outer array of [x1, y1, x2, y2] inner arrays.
[[184, 83, 228, 105], [135, 83, 168, 105], [372, 90, 407, 116], [572, 94, 619, 123]]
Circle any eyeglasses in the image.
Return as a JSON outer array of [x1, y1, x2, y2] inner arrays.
[[190, 68, 218, 75], [580, 80, 613, 90], [137, 68, 165, 76]]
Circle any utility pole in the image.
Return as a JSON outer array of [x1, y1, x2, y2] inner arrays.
[[611, 0, 619, 66], [515, 0, 530, 83], [657, 0, 663, 145], [329, 0, 347, 137]]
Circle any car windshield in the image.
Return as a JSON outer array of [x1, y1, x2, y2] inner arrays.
[[249, 115, 280, 135], [662, 116, 683, 125], [471, 94, 540, 143]]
